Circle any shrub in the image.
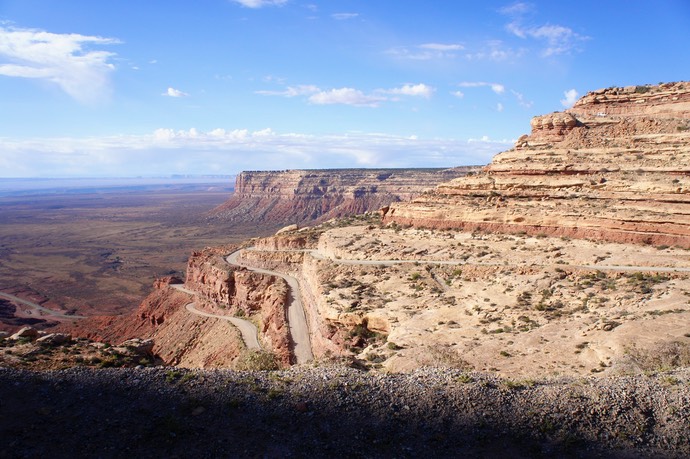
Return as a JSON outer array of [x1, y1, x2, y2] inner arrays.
[[235, 350, 280, 371], [624, 341, 690, 371]]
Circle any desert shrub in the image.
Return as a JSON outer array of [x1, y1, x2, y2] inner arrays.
[[235, 350, 280, 371], [624, 341, 690, 372], [427, 344, 471, 369]]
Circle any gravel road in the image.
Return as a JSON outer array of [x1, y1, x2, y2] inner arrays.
[[227, 250, 313, 363]]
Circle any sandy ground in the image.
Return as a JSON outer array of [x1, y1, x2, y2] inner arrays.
[[286, 224, 690, 378]]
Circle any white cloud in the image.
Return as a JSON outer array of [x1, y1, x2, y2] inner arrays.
[[0, 26, 119, 104], [464, 40, 524, 61], [511, 89, 533, 108], [419, 43, 463, 51], [331, 13, 359, 20], [308, 88, 384, 107], [387, 42, 464, 60], [255, 84, 319, 97], [498, 2, 534, 16], [458, 81, 505, 94], [500, 3, 588, 56], [258, 83, 435, 106], [163, 87, 189, 97], [451, 90, 464, 98], [0, 129, 511, 177], [560, 88, 579, 108], [231, 0, 287, 8], [496, 102, 504, 112], [384, 83, 435, 98]]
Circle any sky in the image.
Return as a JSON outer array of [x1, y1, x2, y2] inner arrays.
[[0, 0, 689, 178]]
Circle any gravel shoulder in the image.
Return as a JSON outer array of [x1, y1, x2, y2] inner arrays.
[[1, 365, 688, 458]]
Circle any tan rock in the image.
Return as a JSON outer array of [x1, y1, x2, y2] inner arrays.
[[276, 224, 299, 235], [10, 327, 39, 341], [36, 333, 72, 345], [120, 338, 154, 355]]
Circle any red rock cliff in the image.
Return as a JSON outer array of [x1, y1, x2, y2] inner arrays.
[[209, 167, 479, 226], [384, 81, 690, 247]]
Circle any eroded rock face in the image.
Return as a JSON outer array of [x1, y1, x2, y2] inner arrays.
[[68, 247, 293, 367], [385, 81, 690, 247], [210, 167, 480, 226]]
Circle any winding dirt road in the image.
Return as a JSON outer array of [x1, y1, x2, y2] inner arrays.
[[304, 249, 690, 273], [170, 284, 261, 351], [0, 292, 85, 320], [226, 250, 313, 364]]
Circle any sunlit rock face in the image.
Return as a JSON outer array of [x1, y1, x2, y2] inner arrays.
[[210, 167, 480, 226], [385, 82, 690, 248]]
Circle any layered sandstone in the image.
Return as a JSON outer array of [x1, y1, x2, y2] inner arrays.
[[384, 82, 690, 247], [210, 167, 479, 225]]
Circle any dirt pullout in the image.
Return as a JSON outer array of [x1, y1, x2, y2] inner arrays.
[[0, 365, 688, 458]]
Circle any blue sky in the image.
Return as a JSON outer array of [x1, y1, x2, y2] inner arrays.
[[1, 0, 689, 178]]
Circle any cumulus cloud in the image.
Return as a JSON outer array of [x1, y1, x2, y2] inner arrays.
[[308, 88, 384, 107], [163, 87, 189, 97], [231, 0, 287, 8], [0, 129, 511, 177], [0, 26, 119, 104], [384, 83, 435, 98], [458, 81, 505, 95], [560, 88, 579, 107], [257, 83, 435, 106], [331, 13, 359, 20]]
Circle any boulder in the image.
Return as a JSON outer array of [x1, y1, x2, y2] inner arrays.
[[120, 338, 154, 355], [36, 333, 72, 345], [9, 327, 39, 341], [276, 224, 299, 235]]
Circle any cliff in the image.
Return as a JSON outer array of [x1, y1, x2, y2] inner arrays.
[[384, 82, 690, 247], [68, 247, 293, 367], [210, 167, 479, 225]]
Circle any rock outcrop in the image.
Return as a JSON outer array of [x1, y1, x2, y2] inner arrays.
[[384, 82, 690, 247], [68, 246, 293, 367], [210, 167, 479, 226]]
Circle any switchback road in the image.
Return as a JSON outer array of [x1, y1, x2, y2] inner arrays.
[[226, 250, 313, 364]]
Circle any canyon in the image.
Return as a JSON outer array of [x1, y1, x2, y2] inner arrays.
[[3, 81, 690, 457], [66, 81, 690, 378], [8, 82, 690, 378]]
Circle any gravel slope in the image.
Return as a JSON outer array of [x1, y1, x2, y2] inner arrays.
[[1, 365, 689, 458]]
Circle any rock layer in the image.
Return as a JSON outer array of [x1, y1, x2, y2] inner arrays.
[[384, 82, 690, 247], [210, 167, 479, 225]]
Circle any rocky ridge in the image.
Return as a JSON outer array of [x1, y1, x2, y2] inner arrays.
[[1, 365, 688, 458], [383, 82, 690, 247], [211, 167, 479, 226]]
